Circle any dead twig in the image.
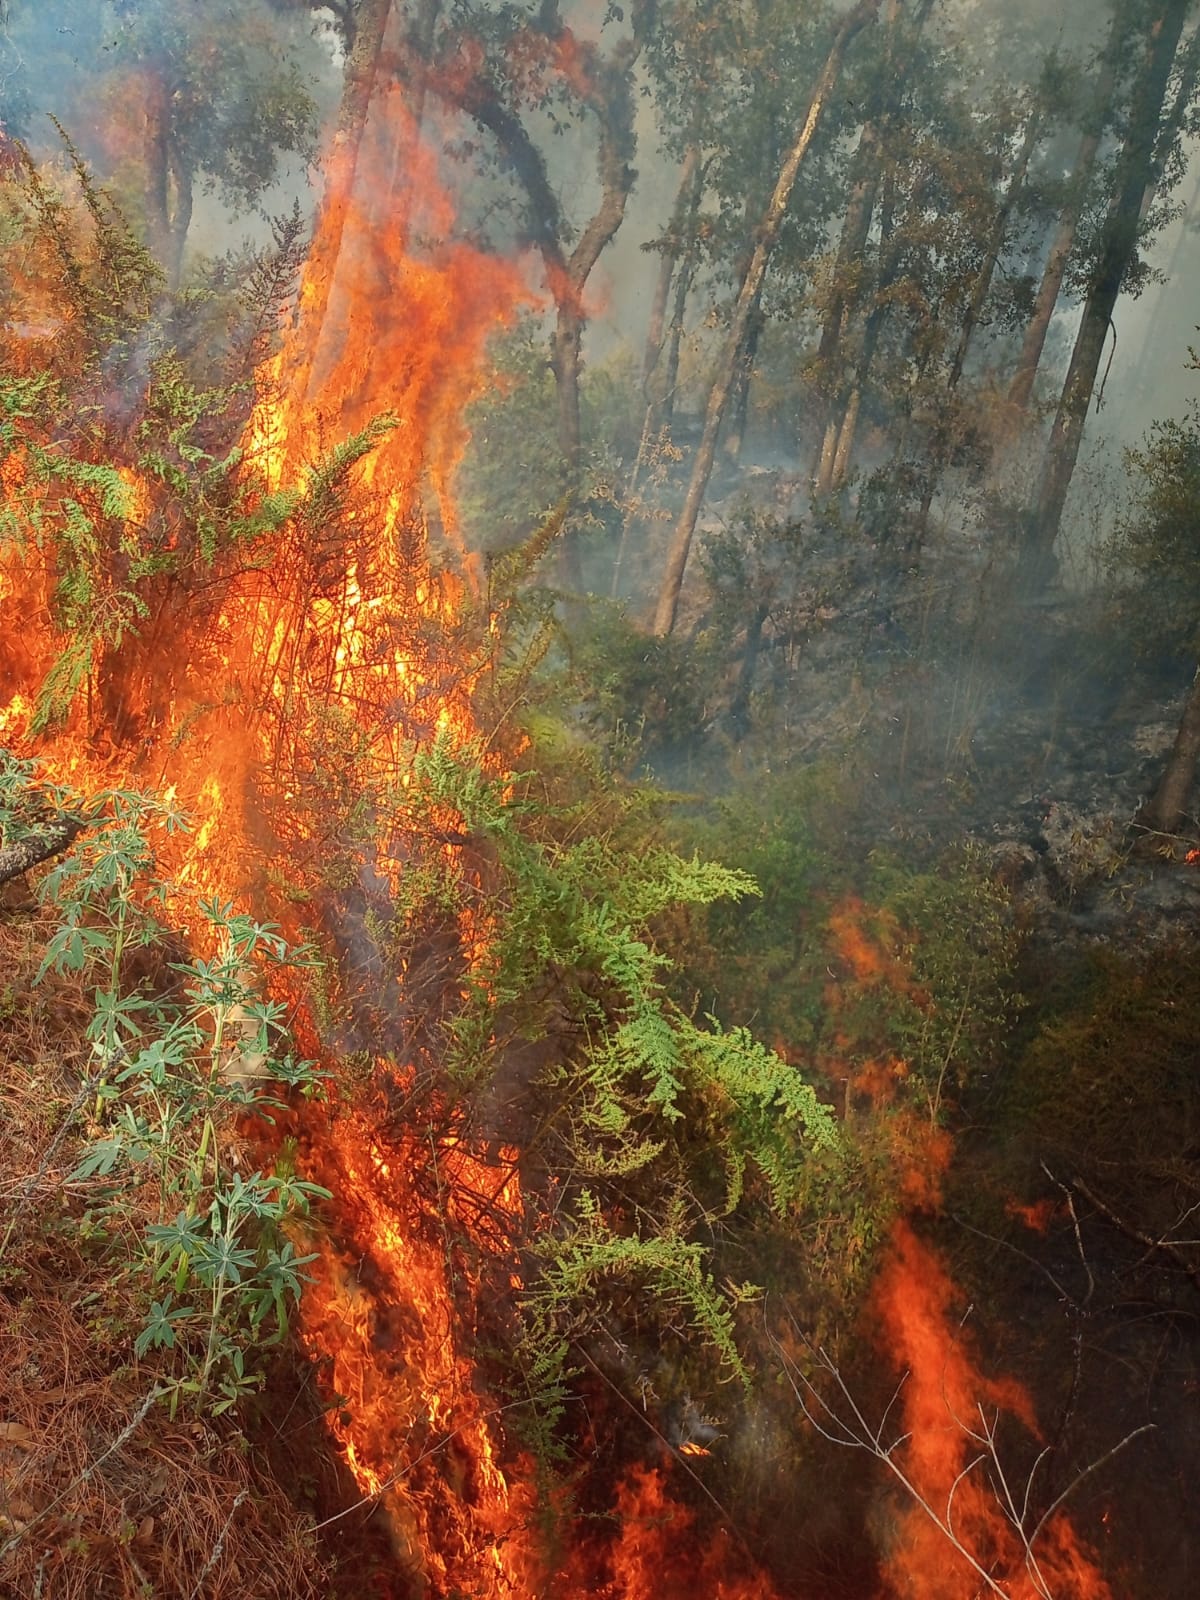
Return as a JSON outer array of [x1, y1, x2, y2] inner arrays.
[[772, 1317, 1154, 1600], [1070, 1174, 1200, 1293]]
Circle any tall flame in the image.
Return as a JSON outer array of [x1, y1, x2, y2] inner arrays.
[[873, 1223, 1112, 1600], [0, 20, 1128, 1600]]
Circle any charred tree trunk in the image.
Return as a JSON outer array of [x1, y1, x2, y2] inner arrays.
[[653, 0, 881, 637], [1140, 664, 1200, 837], [730, 600, 770, 734], [724, 291, 764, 464], [1025, 1, 1191, 586]]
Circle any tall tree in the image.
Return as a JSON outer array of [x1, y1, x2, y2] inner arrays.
[[1005, 38, 1120, 415], [0, 0, 319, 288], [283, 0, 392, 421], [427, 1, 657, 587], [812, 0, 935, 496], [653, 0, 881, 637], [1025, 0, 1196, 583]]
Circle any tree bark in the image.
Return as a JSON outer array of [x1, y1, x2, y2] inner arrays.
[[286, 0, 393, 415], [812, 0, 934, 494], [908, 107, 1044, 540], [1025, 1, 1191, 585], [814, 145, 883, 494], [143, 70, 172, 272], [724, 291, 764, 464], [642, 143, 701, 405], [0, 816, 85, 887], [164, 130, 193, 291], [827, 163, 904, 485], [652, 0, 882, 637], [947, 105, 1042, 392], [435, 8, 652, 589], [659, 203, 703, 428], [1007, 48, 1118, 415], [1140, 664, 1200, 837]]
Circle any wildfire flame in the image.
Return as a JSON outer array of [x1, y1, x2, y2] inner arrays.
[[0, 18, 1128, 1600], [873, 1223, 1113, 1600]]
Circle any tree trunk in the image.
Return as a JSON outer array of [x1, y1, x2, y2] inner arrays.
[[812, 0, 933, 494], [730, 600, 770, 734], [653, 0, 880, 637], [906, 109, 1043, 541], [827, 165, 903, 486], [439, 12, 649, 589], [286, 0, 392, 413], [724, 292, 764, 464], [552, 304, 586, 588], [661, 220, 701, 426], [1025, 0, 1191, 586], [1006, 51, 1118, 416], [164, 131, 193, 291], [831, 386, 862, 486], [642, 144, 701, 404], [613, 150, 705, 599], [143, 71, 172, 270], [1140, 664, 1200, 837], [813, 147, 882, 494], [385, 0, 442, 229], [947, 105, 1042, 391]]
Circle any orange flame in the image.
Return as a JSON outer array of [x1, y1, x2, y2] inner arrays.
[[873, 1223, 1111, 1600], [570, 1464, 784, 1600]]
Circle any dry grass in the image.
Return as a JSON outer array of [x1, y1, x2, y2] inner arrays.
[[0, 904, 330, 1600]]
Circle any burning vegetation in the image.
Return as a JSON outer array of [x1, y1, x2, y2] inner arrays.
[[3, 1, 1200, 1597]]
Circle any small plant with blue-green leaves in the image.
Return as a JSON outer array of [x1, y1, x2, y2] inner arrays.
[[0, 751, 329, 1416]]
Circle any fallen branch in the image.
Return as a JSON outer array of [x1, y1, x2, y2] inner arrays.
[[0, 814, 86, 887]]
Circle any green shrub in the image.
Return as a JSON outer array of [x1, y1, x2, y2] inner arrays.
[[0, 754, 327, 1416]]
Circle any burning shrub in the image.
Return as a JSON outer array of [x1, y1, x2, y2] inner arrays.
[[671, 774, 1018, 1315], [343, 736, 841, 1453]]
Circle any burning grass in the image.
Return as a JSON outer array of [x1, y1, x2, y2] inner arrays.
[[0, 907, 329, 1600]]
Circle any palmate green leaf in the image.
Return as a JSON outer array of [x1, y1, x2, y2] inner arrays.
[[135, 1296, 195, 1359], [71, 1137, 125, 1180], [36, 922, 110, 980]]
